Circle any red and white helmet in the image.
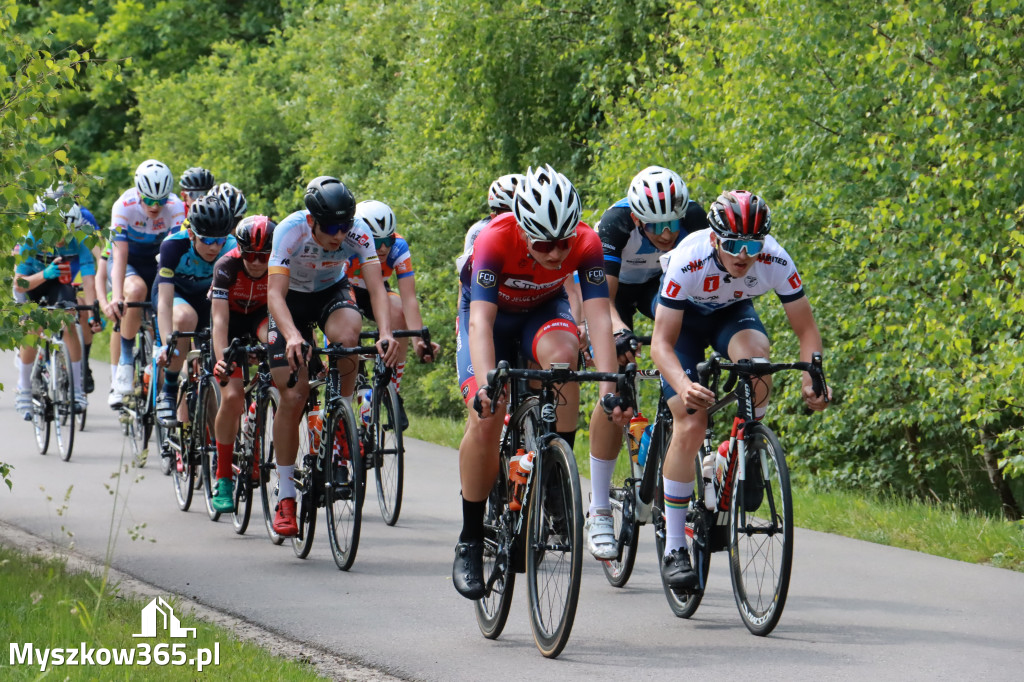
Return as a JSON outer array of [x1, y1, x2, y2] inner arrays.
[[708, 190, 772, 239], [627, 166, 689, 223]]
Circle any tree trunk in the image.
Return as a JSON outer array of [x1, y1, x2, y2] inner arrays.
[[980, 428, 1021, 521]]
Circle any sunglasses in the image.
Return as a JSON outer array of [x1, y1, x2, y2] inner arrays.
[[197, 236, 227, 246], [718, 237, 765, 257], [242, 251, 270, 263], [317, 220, 353, 236], [529, 236, 574, 254], [183, 190, 206, 200], [374, 236, 396, 249], [141, 196, 169, 207], [644, 219, 683, 234]]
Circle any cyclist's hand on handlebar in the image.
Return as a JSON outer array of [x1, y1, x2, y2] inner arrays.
[[284, 333, 308, 372], [377, 334, 400, 366], [214, 359, 235, 382], [155, 344, 171, 368], [600, 392, 634, 426], [109, 299, 125, 322], [414, 338, 440, 363], [614, 329, 639, 366], [472, 386, 505, 419], [682, 379, 716, 412], [802, 380, 831, 411]]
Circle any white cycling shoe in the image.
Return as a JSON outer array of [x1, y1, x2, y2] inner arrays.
[[108, 364, 133, 409], [584, 509, 618, 560]]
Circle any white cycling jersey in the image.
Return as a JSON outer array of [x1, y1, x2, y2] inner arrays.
[[110, 188, 186, 260], [269, 209, 378, 293], [454, 216, 492, 276], [658, 228, 805, 314]]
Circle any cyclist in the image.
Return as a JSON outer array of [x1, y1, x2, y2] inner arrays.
[[179, 166, 215, 214], [584, 166, 705, 560], [650, 189, 831, 591], [153, 195, 236, 431], [266, 176, 398, 536], [13, 193, 102, 417], [208, 215, 276, 512], [452, 164, 632, 600], [346, 200, 440, 406], [454, 173, 524, 275], [108, 159, 186, 409], [209, 182, 247, 228]]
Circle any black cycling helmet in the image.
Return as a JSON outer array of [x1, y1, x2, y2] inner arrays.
[[187, 195, 234, 238], [304, 176, 356, 227], [234, 215, 276, 253], [180, 167, 215, 192]]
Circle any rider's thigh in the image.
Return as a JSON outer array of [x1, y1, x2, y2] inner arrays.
[[124, 275, 147, 301], [726, 328, 770, 362], [322, 305, 361, 346], [172, 302, 199, 331], [533, 329, 579, 368]]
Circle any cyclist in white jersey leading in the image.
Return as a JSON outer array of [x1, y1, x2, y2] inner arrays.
[[266, 175, 399, 536], [650, 190, 831, 591], [107, 159, 186, 408]]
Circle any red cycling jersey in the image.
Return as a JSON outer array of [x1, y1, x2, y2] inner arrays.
[[210, 247, 268, 315], [461, 212, 608, 310]]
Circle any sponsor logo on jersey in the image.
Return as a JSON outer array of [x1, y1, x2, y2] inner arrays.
[[664, 280, 681, 298], [703, 275, 720, 292], [788, 272, 802, 289], [733, 290, 744, 298], [476, 270, 497, 288], [745, 276, 758, 287], [462, 384, 470, 399], [504, 277, 559, 291], [680, 257, 710, 273], [153, 218, 165, 230], [757, 253, 788, 267], [585, 267, 606, 286], [268, 330, 278, 344], [159, 267, 174, 278]]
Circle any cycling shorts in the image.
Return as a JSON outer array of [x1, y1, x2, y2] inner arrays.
[[661, 298, 768, 399], [455, 289, 578, 404], [228, 311, 269, 346], [27, 281, 77, 306], [614, 277, 661, 330], [350, 283, 398, 323], [125, 258, 159, 291], [151, 283, 212, 343], [267, 280, 358, 369]]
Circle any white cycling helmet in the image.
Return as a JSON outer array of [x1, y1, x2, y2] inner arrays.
[[627, 165, 689, 223], [355, 200, 396, 239], [487, 173, 525, 214], [209, 182, 247, 220], [512, 164, 581, 241], [32, 185, 84, 228], [134, 159, 174, 200]]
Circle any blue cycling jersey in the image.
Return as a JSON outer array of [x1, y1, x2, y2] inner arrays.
[[155, 230, 237, 299]]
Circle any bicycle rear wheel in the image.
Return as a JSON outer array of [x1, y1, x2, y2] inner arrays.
[[526, 436, 583, 659], [603, 455, 642, 588], [326, 403, 363, 570], [129, 336, 154, 468], [197, 383, 221, 522], [171, 422, 196, 511], [31, 357, 51, 455], [372, 382, 404, 526], [475, 448, 516, 639], [52, 346, 75, 462], [258, 388, 285, 545], [729, 423, 792, 636], [292, 409, 317, 559]]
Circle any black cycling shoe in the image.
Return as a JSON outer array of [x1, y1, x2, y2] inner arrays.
[[743, 456, 765, 512], [397, 393, 409, 432], [83, 366, 95, 394], [662, 548, 700, 592], [452, 540, 486, 600]]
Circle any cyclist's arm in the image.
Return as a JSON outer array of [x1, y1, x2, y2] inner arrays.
[[394, 274, 437, 359], [267, 273, 301, 344], [94, 257, 109, 305], [80, 275, 97, 306], [157, 282, 175, 345], [468, 298, 498, 401], [782, 296, 830, 409], [13, 267, 48, 293], [651, 304, 689, 394], [110, 240, 128, 303], [581, 294, 623, 405], [211, 297, 230, 366], [361, 260, 398, 364]]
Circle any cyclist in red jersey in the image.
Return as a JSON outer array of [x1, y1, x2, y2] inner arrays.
[[208, 215, 275, 512], [451, 165, 633, 599]]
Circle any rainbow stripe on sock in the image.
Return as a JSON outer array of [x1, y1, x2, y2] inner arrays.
[[664, 492, 691, 510]]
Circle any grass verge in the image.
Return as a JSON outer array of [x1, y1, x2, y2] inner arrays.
[[409, 411, 1024, 572], [0, 544, 326, 680]]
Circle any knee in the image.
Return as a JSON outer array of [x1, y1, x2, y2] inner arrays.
[[174, 306, 198, 330]]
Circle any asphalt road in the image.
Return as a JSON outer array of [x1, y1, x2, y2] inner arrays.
[[1, 356, 1022, 680]]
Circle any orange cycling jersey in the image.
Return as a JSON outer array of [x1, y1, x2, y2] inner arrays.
[[461, 212, 608, 310]]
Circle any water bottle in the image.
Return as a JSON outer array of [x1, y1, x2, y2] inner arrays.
[[241, 402, 257, 444], [714, 440, 729, 490], [627, 413, 649, 463], [509, 449, 534, 512], [356, 387, 372, 426], [307, 404, 322, 456], [637, 425, 653, 467]]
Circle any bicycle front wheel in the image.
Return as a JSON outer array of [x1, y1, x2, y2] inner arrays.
[[475, 448, 516, 639], [129, 337, 155, 468], [372, 382, 404, 526], [232, 410, 257, 535], [292, 409, 317, 559], [258, 388, 285, 545], [729, 423, 793, 636], [325, 403, 363, 570], [31, 358, 51, 455], [526, 436, 583, 659], [197, 383, 221, 522], [52, 346, 75, 462], [171, 422, 196, 511], [603, 454, 643, 588]]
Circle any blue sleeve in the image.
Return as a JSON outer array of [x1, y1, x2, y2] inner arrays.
[[77, 241, 96, 277], [156, 236, 189, 285], [80, 207, 99, 230]]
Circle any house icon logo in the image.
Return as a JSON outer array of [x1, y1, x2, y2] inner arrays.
[[133, 597, 197, 639]]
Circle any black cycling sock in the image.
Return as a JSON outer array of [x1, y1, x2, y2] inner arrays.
[[83, 343, 91, 368], [163, 370, 179, 397], [556, 430, 577, 449], [459, 496, 486, 543]]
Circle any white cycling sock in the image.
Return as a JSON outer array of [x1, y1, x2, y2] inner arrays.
[[588, 455, 616, 515], [72, 360, 83, 395], [18, 359, 32, 391], [277, 465, 296, 499], [663, 477, 695, 556]]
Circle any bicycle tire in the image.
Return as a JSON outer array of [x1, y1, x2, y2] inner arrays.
[[373, 382, 404, 526], [475, 434, 517, 639], [526, 436, 583, 659], [76, 405, 87, 431], [129, 333, 155, 467], [197, 383, 221, 522], [31, 356, 51, 455], [232, 403, 257, 535], [728, 423, 792, 636], [602, 455, 642, 588], [52, 345, 75, 462], [171, 421, 196, 511], [325, 402, 363, 570], [292, 407, 317, 559], [258, 388, 285, 545]]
